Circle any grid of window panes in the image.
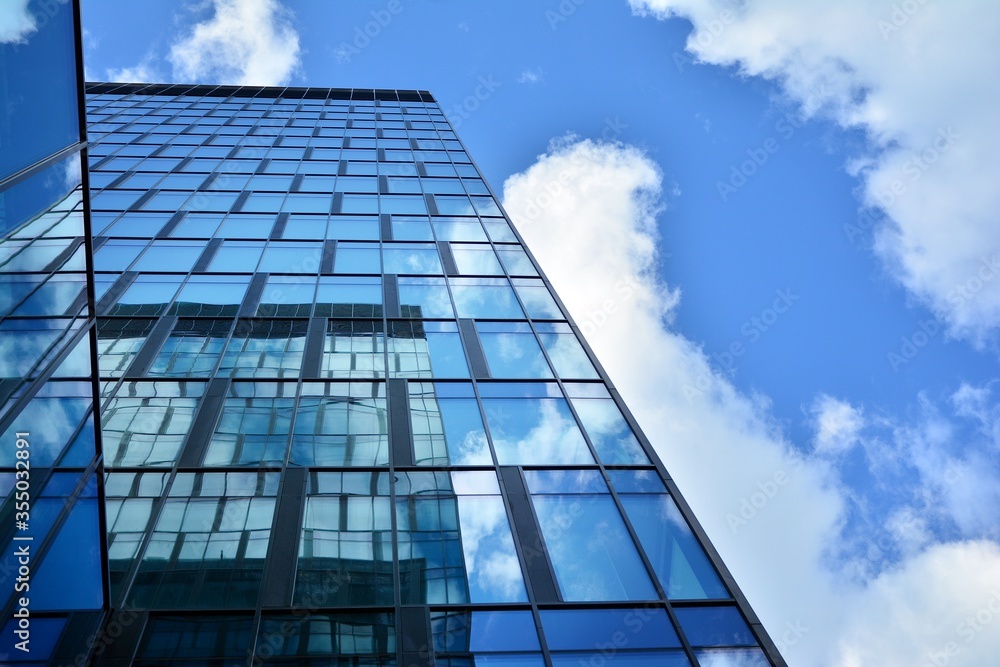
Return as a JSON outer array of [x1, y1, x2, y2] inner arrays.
[[0, 1, 107, 661], [84, 84, 781, 667]]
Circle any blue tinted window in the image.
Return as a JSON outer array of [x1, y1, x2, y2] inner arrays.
[[432, 611, 539, 652], [539, 609, 680, 650], [450, 278, 524, 319], [477, 322, 553, 379], [675, 607, 756, 647], [0, 0, 79, 177]]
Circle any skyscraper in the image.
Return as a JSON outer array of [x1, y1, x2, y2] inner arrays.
[[1, 5, 786, 667]]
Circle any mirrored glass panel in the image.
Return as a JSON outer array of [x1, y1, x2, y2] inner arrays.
[[525, 471, 657, 601], [479, 383, 592, 465], [608, 470, 728, 600]]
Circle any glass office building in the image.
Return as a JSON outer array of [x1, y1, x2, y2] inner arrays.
[[1, 3, 785, 665], [0, 0, 109, 663]]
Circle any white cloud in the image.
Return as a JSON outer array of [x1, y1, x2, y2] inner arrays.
[[105, 54, 159, 84], [628, 0, 1000, 347], [502, 136, 1000, 666], [809, 394, 864, 455], [168, 0, 301, 86], [833, 541, 1000, 667], [517, 67, 544, 84], [0, 0, 36, 44]]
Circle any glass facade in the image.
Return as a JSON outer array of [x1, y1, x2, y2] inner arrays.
[[0, 0, 109, 662], [0, 11, 785, 662]]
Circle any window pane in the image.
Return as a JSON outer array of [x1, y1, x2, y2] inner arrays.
[[410, 383, 490, 466], [102, 382, 204, 467], [290, 383, 389, 466], [219, 319, 308, 378], [609, 471, 728, 600], [204, 383, 295, 467], [312, 276, 381, 317], [675, 607, 756, 647], [296, 472, 394, 605], [476, 322, 552, 379], [479, 384, 592, 465], [399, 277, 454, 318], [451, 243, 503, 275], [531, 492, 658, 601], [388, 321, 469, 379], [383, 242, 442, 274], [450, 278, 523, 319], [170, 275, 250, 317], [335, 242, 381, 273], [534, 323, 599, 379], [322, 320, 385, 379]]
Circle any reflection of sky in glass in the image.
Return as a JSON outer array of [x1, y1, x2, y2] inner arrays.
[[449, 278, 524, 319], [455, 495, 527, 602], [695, 649, 770, 667], [452, 244, 503, 275], [383, 243, 443, 274], [568, 395, 650, 465], [399, 277, 454, 318], [482, 397, 592, 465], [532, 495, 656, 601], [613, 472, 728, 600], [536, 327, 598, 379], [477, 323, 552, 379]]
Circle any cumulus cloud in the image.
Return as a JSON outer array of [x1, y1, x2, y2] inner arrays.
[[809, 394, 864, 456], [168, 0, 301, 86], [628, 0, 1000, 347], [502, 136, 1000, 665]]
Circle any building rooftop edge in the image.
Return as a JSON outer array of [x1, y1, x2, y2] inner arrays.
[[84, 81, 436, 103]]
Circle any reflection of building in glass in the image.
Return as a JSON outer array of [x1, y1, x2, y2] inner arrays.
[[1, 3, 786, 663]]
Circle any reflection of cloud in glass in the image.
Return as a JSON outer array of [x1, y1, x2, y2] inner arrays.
[[2, 393, 89, 465], [453, 429, 492, 465], [694, 649, 770, 667], [538, 333, 596, 379], [456, 495, 526, 602], [0, 0, 37, 45], [485, 398, 592, 465]]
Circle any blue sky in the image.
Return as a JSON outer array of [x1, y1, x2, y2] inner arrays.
[[80, 1, 1000, 664]]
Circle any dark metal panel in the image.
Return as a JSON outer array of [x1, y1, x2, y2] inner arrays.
[[271, 212, 289, 240], [457, 319, 490, 379], [400, 606, 432, 666], [387, 379, 413, 467], [382, 274, 400, 318], [424, 193, 439, 216], [499, 466, 559, 603], [380, 213, 393, 241], [437, 241, 458, 276], [192, 237, 222, 272], [321, 240, 337, 274], [123, 316, 176, 378], [155, 211, 185, 239], [259, 466, 307, 607], [238, 272, 268, 318], [177, 376, 228, 467], [302, 316, 327, 379]]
